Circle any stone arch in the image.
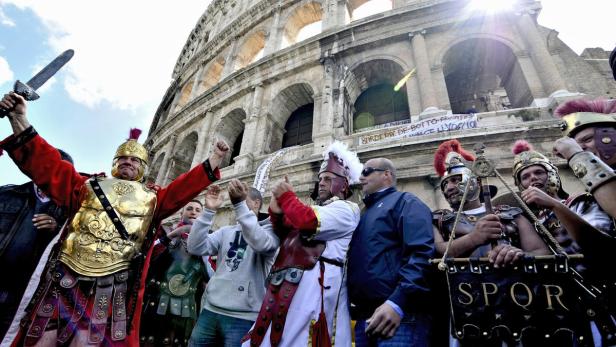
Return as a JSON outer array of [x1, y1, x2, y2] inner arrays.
[[266, 83, 315, 153], [174, 80, 194, 111], [214, 108, 247, 168], [348, 0, 392, 21], [344, 58, 410, 131], [434, 33, 525, 68], [168, 132, 198, 181], [442, 37, 533, 114], [280, 1, 323, 49], [147, 152, 165, 184], [234, 30, 266, 71], [198, 56, 225, 94]]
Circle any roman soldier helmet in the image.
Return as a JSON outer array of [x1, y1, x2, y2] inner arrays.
[[511, 140, 567, 198], [311, 141, 362, 201], [111, 128, 149, 181], [555, 98, 616, 162], [434, 139, 481, 203]]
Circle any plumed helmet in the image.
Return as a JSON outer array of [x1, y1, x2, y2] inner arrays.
[[555, 99, 616, 137], [313, 141, 362, 200], [511, 140, 566, 198], [111, 128, 148, 181], [434, 139, 480, 202]]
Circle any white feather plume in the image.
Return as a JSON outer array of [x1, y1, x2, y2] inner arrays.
[[323, 141, 363, 184]]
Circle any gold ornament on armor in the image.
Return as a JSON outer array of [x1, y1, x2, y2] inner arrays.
[[112, 181, 135, 196], [59, 178, 157, 277]]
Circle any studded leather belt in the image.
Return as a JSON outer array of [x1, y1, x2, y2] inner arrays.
[[24, 264, 130, 346]]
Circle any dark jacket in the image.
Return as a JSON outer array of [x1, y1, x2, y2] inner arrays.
[[0, 182, 66, 336], [347, 187, 434, 319]]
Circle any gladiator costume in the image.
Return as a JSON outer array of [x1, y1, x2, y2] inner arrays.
[[554, 100, 616, 345], [140, 221, 205, 346], [511, 140, 583, 257], [432, 139, 525, 254], [0, 127, 219, 346], [242, 142, 361, 347]]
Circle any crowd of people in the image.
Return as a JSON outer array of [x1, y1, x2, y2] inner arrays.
[[1, 70, 616, 347]]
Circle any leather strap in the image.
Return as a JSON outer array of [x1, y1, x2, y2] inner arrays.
[[319, 256, 343, 268], [89, 178, 130, 240], [111, 271, 128, 341], [89, 274, 114, 344], [246, 279, 301, 347], [24, 281, 56, 346], [202, 159, 218, 183]]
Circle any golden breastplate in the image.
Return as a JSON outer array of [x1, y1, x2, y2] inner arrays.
[[59, 178, 157, 277]]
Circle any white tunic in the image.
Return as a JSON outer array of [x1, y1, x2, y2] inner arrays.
[[242, 199, 360, 347]]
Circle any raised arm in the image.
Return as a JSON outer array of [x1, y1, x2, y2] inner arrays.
[[1, 130, 86, 212], [234, 201, 279, 254], [187, 209, 224, 256], [187, 185, 224, 256], [155, 140, 228, 220]]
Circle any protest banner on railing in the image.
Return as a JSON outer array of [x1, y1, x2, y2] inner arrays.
[[359, 114, 478, 145]]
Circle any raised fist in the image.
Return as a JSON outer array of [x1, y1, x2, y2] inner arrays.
[[553, 137, 583, 161], [208, 139, 230, 169]]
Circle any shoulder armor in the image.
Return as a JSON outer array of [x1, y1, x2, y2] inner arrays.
[[566, 192, 594, 207], [432, 209, 454, 222], [495, 205, 523, 219]]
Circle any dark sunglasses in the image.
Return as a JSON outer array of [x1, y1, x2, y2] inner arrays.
[[361, 167, 387, 177]]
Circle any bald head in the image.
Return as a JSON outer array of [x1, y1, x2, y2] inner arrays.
[[359, 158, 397, 195]]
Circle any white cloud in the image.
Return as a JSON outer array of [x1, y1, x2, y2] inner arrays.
[[0, 55, 14, 86], [0, 7, 16, 27], [2, 0, 210, 114]]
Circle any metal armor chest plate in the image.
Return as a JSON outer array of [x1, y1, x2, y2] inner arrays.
[[434, 206, 522, 257], [59, 178, 157, 276]]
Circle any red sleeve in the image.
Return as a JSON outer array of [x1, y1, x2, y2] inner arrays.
[[154, 164, 220, 220], [277, 191, 318, 231], [1, 128, 87, 212]]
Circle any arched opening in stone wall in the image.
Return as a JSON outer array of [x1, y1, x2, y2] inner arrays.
[[217, 108, 247, 168], [199, 57, 225, 94], [443, 38, 532, 114], [283, 104, 314, 148], [267, 83, 314, 153], [234, 31, 266, 71], [281, 2, 323, 49], [168, 132, 198, 181], [174, 81, 194, 112], [345, 59, 410, 132], [147, 153, 165, 184], [349, 0, 392, 21], [229, 130, 244, 166], [353, 84, 409, 131]]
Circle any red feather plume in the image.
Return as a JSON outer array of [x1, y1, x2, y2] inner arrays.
[[512, 140, 532, 155], [433, 139, 475, 177], [128, 128, 142, 141], [554, 98, 616, 118]]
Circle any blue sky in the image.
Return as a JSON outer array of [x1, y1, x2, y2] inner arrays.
[[0, 0, 615, 185]]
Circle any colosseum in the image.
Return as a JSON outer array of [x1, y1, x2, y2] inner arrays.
[[144, 0, 616, 224]]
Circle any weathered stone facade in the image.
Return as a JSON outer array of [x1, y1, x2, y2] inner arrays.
[[145, 0, 616, 226]]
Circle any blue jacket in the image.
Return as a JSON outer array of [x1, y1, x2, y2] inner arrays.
[[347, 187, 434, 318], [0, 182, 66, 336]]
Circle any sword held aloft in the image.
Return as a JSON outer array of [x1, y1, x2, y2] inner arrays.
[[0, 49, 74, 118]]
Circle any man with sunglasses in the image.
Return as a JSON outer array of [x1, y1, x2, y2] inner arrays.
[[347, 158, 435, 346]]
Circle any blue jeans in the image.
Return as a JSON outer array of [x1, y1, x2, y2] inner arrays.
[[188, 308, 254, 347], [354, 313, 431, 347]]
